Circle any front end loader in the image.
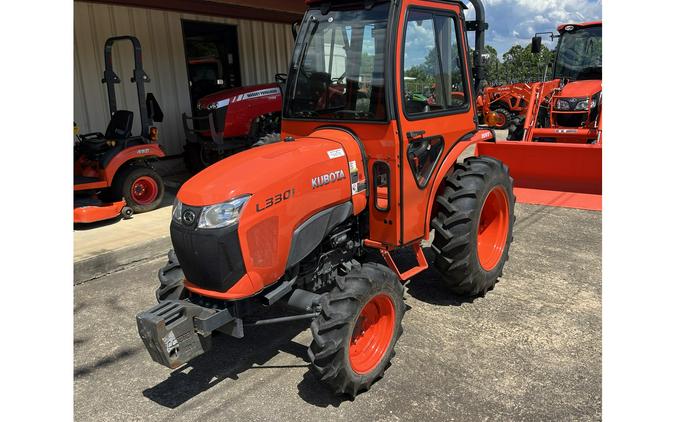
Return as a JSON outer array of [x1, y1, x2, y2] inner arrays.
[[137, 0, 516, 398], [477, 21, 602, 210]]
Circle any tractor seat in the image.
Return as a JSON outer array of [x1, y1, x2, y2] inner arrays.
[[77, 110, 135, 159], [105, 110, 134, 140]]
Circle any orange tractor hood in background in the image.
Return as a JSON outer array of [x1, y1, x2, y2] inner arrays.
[[558, 79, 601, 98]]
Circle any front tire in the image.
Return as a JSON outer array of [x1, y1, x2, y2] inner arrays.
[[491, 107, 511, 130], [308, 262, 404, 398], [156, 249, 186, 302], [431, 156, 515, 296]]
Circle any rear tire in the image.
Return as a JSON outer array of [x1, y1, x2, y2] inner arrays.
[[114, 166, 164, 214], [431, 156, 515, 296], [308, 262, 404, 398]]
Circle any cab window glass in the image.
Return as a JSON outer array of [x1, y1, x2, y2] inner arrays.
[[402, 10, 468, 115], [434, 15, 467, 107]]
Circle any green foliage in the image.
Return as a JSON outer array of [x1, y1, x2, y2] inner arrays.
[[472, 43, 555, 85], [498, 43, 555, 83]]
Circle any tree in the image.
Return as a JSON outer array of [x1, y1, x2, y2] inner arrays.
[[500, 43, 555, 83]]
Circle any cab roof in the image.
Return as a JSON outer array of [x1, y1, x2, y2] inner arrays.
[[557, 21, 602, 33]]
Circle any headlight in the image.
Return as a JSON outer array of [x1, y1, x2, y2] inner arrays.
[[171, 198, 183, 222], [196, 102, 218, 110], [555, 99, 571, 110], [575, 99, 589, 111], [198, 195, 251, 229]]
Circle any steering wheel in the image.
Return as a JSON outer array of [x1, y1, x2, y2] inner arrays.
[[275, 73, 287, 84], [332, 72, 347, 84]]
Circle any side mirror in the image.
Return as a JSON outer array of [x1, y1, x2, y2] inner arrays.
[[146, 93, 164, 123], [531, 36, 542, 54]]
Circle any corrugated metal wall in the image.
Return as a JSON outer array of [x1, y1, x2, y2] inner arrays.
[[74, 2, 295, 155]]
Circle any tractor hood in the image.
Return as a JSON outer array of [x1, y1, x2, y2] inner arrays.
[[173, 130, 367, 298], [196, 83, 281, 110], [559, 80, 601, 98], [178, 136, 354, 207]]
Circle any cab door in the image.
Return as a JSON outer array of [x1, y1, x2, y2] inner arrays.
[[394, 1, 476, 244]]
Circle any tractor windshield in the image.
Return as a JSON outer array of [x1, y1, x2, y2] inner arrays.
[[284, 3, 390, 121], [553, 25, 602, 81]]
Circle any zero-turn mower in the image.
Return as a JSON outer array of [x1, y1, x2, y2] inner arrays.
[[74, 36, 166, 224], [137, 0, 515, 398]]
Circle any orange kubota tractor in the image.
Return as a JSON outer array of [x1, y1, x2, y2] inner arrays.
[[137, 0, 515, 397], [477, 82, 532, 129], [479, 21, 602, 210], [74, 36, 166, 223]]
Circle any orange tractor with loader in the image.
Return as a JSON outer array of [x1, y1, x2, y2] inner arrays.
[[480, 21, 602, 211], [134, 0, 562, 397], [477, 82, 532, 129]]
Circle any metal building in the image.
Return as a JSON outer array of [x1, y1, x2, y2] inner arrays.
[[74, 0, 303, 155]]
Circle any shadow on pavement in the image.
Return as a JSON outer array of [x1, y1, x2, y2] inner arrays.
[[390, 246, 477, 307], [142, 320, 322, 409], [75, 346, 142, 378]]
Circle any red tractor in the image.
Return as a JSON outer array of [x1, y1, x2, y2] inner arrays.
[[138, 0, 515, 397], [478, 21, 602, 210], [74, 36, 166, 223], [181, 75, 286, 173], [477, 82, 532, 129]]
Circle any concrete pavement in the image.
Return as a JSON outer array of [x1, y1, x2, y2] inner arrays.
[[74, 203, 601, 421]]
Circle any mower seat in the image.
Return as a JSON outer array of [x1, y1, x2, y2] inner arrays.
[[77, 110, 135, 160], [105, 110, 134, 140]]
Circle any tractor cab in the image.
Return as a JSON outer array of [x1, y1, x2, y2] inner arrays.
[[282, 0, 486, 247], [521, 21, 602, 142]]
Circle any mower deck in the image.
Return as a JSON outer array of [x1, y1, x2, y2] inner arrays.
[[74, 198, 127, 224]]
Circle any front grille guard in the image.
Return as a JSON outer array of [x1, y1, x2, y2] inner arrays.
[[182, 111, 224, 146]]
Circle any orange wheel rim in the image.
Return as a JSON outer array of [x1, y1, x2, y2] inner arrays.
[[131, 176, 158, 205], [349, 294, 395, 375], [495, 112, 506, 127], [477, 186, 509, 271]]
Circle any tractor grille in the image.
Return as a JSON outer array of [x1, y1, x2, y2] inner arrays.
[[170, 209, 245, 293], [554, 112, 586, 128], [193, 107, 227, 134]]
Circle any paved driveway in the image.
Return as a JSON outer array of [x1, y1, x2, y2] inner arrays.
[[74, 203, 601, 421]]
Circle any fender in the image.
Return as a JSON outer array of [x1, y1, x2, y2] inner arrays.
[[102, 143, 165, 184], [423, 129, 494, 239]]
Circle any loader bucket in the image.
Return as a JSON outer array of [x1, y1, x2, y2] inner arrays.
[[475, 141, 602, 211]]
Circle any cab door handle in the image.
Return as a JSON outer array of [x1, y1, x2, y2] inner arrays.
[[406, 130, 426, 141]]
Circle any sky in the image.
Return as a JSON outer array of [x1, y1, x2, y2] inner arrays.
[[464, 0, 602, 58]]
